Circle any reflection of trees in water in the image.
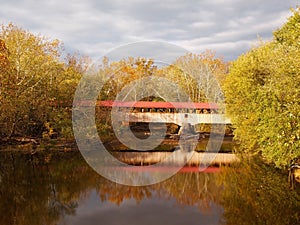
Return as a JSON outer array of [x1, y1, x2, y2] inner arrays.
[[95, 182, 153, 205], [0, 152, 223, 224], [219, 157, 300, 225], [1, 152, 299, 225], [94, 171, 222, 211], [0, 152, 93, 225], [155, 172, 222, 212]]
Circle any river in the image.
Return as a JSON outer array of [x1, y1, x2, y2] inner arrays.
[[0, 150, 299, 225]]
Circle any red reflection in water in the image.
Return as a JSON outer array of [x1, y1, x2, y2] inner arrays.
[[106, 166, 221, 173]]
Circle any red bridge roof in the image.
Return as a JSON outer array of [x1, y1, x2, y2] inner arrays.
[[94, 100, 219, 109]]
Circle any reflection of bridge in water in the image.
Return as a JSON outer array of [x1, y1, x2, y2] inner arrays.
[[98, 101, 231, 126], [112, 151, 239, 166]]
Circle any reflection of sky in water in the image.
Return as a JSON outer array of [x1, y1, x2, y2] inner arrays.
[[60, 189, 222, 225]]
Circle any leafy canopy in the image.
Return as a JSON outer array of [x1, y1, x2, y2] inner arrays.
[[224, 7, 300, 168]]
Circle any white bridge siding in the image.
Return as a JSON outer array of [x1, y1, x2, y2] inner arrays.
[[115, 112, 231, 126]]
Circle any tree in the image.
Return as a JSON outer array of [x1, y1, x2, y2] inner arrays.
[[224, 7, 300, 168], [0, 23, 87, 140], [162, 51, 228, 103], [98, 57, 157, 101], [47, 53, 89, 139], [0, 39, 9, 70], [0, 24, 62, 138], [274, 7, 300, 48]]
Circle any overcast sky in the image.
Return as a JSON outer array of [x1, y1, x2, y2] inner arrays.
[[0, 0, 297, 61]]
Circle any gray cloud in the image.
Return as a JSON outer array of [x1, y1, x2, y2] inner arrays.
[[0, 0, 297, 61]]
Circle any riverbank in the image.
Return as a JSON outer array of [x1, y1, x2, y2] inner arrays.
[[0, 137, 77, 152], [0, 134, 235, 153]]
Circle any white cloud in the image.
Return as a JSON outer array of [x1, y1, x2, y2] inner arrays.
[[0, 0, 297, 61]]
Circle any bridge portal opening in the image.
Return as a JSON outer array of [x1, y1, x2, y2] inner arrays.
[[129, 122, 180, 138]]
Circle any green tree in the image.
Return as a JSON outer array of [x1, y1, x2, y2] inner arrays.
[[224, 7, 300, 168], [274, 7, 300, 48]]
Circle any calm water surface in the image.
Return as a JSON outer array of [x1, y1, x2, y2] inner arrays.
[[0, 151, 299, 225]]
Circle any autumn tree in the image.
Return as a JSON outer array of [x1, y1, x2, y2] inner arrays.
[[0, 24, 60, 137], [163, 51, 228, 103], [98, 57, 157, 101], [0, 23, 86, 140], [47, 53, 90, 139]]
